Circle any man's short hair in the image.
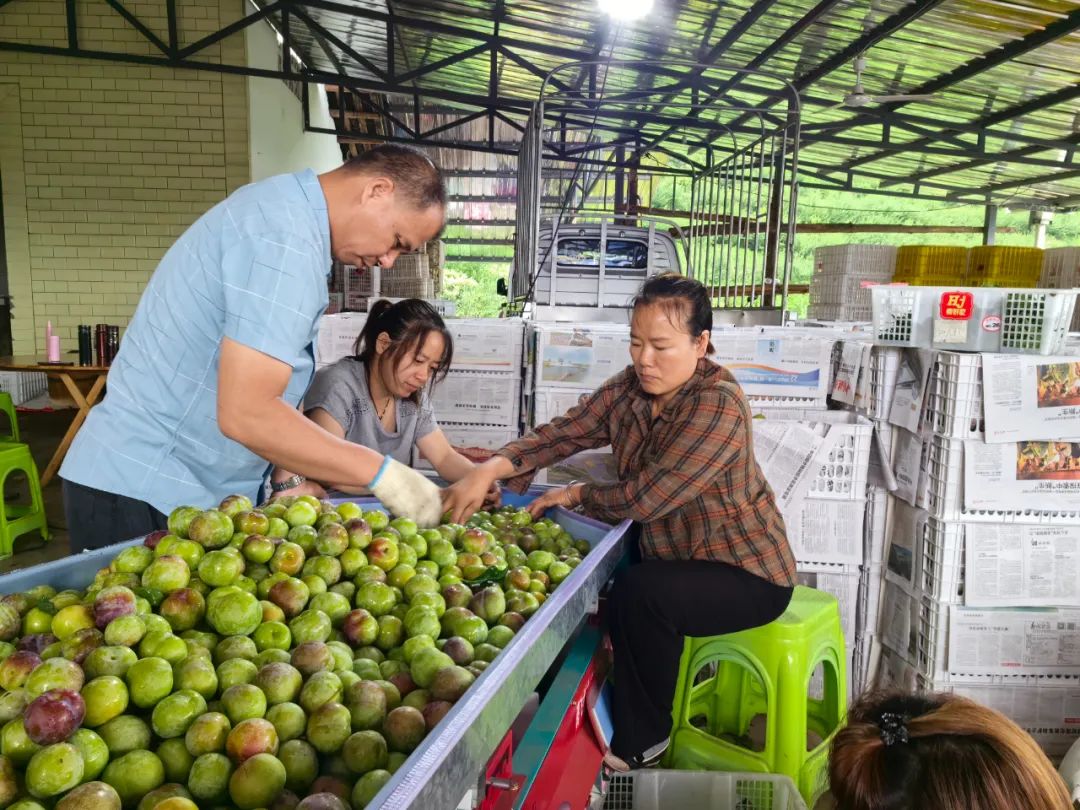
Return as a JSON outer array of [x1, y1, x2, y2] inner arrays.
[[344, 144, 446, 210]]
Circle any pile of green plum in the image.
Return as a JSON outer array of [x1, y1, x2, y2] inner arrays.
[[0, 493, 589, 810]]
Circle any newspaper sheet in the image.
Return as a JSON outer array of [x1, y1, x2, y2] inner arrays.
[[945, 680, 1080, 730], [752, 421, 841, 512], [981, 354, 1080, 444], [879, 580, 917, 664], [711, 334, 833, 400], [964, 440, 1080, 513], [445, 319, 524, 373], [783, 498, 865, 565], [884, 499, 926, 591], [535, 327, 630, 390], [430, 373, 521, 427], [891, 428, 927, 507], [964, 524, 1080, 607], [316, 312, 367, 367], [949, 606, 1080, 675], [853, 343, 874, 413], [797, 566, 860, 643], [831, 340, 864, 405], [888, 348, 933, 433]]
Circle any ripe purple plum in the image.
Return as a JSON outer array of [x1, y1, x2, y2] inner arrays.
[[24, 689, 85, 745]]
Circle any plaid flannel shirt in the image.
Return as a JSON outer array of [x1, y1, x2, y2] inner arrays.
[[499, 358, 796, 587]]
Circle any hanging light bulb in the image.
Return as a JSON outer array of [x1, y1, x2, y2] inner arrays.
[[597, 0, 654, 21]]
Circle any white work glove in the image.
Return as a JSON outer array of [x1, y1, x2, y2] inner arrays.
[[369, 457, 443, 528]]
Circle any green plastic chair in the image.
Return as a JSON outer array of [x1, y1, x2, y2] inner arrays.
[[0, 392, 19, 442], [0, 443, 49, 557], [664, 586, 847, 807]]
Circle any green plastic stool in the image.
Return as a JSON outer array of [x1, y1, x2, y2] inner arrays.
[[0, 392, 19, 442], [0, 443, 49, 557], [664, 586, 847, 806]]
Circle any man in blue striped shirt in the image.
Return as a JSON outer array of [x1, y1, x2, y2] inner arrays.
[[61, 145, 446, 551]]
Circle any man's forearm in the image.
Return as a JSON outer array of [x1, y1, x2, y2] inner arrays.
[[222, 398, 382, 489]]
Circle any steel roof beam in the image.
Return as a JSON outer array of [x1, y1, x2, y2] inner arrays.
[[103, 0, 169, 55], [883, 133, 1080, 188], [946, 165, 1080, 200]]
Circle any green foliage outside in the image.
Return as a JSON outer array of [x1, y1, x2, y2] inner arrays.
[[440, 182, 1080, 319]]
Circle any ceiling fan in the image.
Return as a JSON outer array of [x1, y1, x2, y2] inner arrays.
[[835, 55, 936, 107]]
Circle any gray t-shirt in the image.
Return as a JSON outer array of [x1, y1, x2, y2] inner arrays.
[[304, 358, 437, 464]]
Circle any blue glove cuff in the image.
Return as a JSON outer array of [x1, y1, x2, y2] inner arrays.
[[369, 456, 392, 489]]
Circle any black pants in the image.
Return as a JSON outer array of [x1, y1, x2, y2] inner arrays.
[[608, 558, 794, 760], [62, 479, 168, 554]]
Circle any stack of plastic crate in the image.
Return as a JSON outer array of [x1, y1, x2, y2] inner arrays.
[[870, 341, 1080, 761], [891, 245, 967, 286], [1039, 246, 1080, 331], [967, 245, 1043, 288], [0, 371, 47, 406], [418, 319, 526, 470], [807, 244, 897, 322], [825, 339, 902, 697]]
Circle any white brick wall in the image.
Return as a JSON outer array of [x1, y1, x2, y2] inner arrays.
[[0, 0, 250, 354]]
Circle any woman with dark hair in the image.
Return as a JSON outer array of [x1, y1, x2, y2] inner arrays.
[[443, 273, 797, 770], [271, 298, 497, 500], [821, 690, 1071, 810]]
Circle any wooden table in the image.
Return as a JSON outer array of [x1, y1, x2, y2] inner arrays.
[[0, 356, 110, 486]]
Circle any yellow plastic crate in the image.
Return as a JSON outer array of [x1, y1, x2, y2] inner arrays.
[[892, 245, 967, 285], [968, 245, 1043, 288]]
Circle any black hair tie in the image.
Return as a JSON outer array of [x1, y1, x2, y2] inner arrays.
[[878, 713, 909, 747]]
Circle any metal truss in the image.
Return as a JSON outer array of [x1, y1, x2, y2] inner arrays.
[[1, 0, 1078, 205]]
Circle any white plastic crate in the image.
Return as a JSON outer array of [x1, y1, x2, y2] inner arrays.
[[866, 346, 901, 421], [810, 272, 887, 306], [919, 518, 964, 604], [747, 396, 827, 417], [864, 486, 889, 566], [925, 351, 983, 439], [947, 605, 1080, 676], [814, 244, 898, 278], [603, 770, 807, 810], [914, 592, 950, 681], [920, 672, 1080, 736], [446, 318, 525, 374], [430, 371, 521, 427], [807, 301, 872, 322], [0, 371, 46, 406], [530, 386, 589, 428], [785, 497, 865, 566], [926, 436, 1080, 524], [871, 286, 1078, 354], [807, 414, 874, 500], [858, 564, 884, 642], [1040, 247, 1080, 333], [798, 561, 862, 646]]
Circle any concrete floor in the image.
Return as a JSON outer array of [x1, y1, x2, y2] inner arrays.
[[0, 407, 74, 573]]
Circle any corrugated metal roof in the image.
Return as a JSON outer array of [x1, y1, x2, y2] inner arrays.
[[288, 0, 1080, 208]]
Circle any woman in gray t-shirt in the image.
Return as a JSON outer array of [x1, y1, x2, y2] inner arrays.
[[271, 299, 495, 499]]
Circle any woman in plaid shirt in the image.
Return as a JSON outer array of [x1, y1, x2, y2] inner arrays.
[[444, 273, 797, 771]]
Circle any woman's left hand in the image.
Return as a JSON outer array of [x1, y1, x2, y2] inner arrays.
[[527, 484, 585, 519]]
